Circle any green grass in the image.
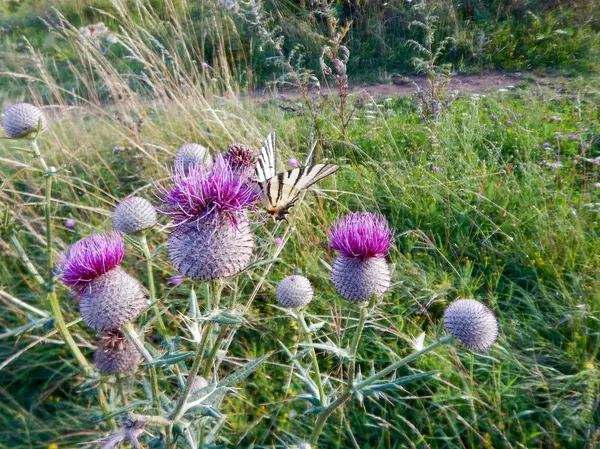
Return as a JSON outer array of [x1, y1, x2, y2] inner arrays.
[[1, 76, 599, 447], [0, 1, 599, 448]]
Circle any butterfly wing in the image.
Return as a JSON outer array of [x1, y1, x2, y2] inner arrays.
[[280, 163, 340, 190], [259, 163, 339, 220], [255, 131, 277, 183]]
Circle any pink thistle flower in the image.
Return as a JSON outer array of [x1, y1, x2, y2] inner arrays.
[[157, 155, 257, 280], [329, 212, 393, 259], [58, 232, 146, 330], [328, 212, 393, 303], [58, 232, 125, 290], [287, 158, 299, 168], [156, 155, 257, 225], [65, 219, 77, 229]]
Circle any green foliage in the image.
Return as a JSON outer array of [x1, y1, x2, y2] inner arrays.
[[0, 1, 600, 448]]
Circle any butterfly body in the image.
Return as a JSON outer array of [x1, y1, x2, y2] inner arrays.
[[255, 132, 339, 221]]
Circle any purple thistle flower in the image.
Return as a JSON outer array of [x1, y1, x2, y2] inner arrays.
[[568, 134, 577, 140], [224, 143, 257, 179], [274, 237, 283, 247], [287, 158, 299, 168], [158, 155, 257, 280], [65, 218, 77, 229], [488, 114, 498, 122], [329, 212, 393, 259], [59, 232, 147, 330], [58, 232, 124, 290], [431, 166, 441, 173], [156, 155, 257, 225], [543, 142, 552, 149], [328, 212, 393, 302]]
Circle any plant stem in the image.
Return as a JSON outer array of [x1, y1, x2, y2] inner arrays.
[[8, 235, 46, 288], [30, 134, 114, 425], [169, 279, 220, 422], [355, 335, 454, 390], [202, 325, 226, 377], [136, 234, 168, 336], [297, 311, 326, 406], [31, 140, 92, 372], [169, 320, 214, 421], [310, 388, 351, 445], [310, 296, 375, 445], [116, 374, 128, 406], [347, 304, 368, 389], [122, 322, 161, 411]]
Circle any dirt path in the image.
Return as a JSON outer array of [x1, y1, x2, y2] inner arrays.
[[251, 72, 526, 100]]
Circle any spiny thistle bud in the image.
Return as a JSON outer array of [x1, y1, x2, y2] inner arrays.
[[113, 196, 158, 235], [157, 155, 256, 280], [224, 143, 257, 179], [2, 103, 46, 139], [94, 329, 141, 374], [443, 299, 498, 351], [58, 232, 147, 330], [277, 275, 314, 308], [328, 212, 393, 303], [175, 143, 208, 171]]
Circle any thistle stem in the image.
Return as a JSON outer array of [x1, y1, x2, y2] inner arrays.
[[355, 335, 454, 390], [30, 140, 90, 370], [136, 234, 168, 336], [169, 321, 214, 421], [8, 235, 46, 288], [202, 325, 227, 377], [169, 280, 220, 421], [122, 323, 161, 412], [310, 296, 375, 445], [297, 311, 326, 406], [30, 132, 113, 426]]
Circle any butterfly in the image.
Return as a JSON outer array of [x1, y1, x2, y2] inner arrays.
[[255, 131, 339, 221]]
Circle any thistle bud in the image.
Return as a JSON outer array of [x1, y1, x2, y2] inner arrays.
[[95, 329, 141, 374], [277, 275, 314, 308], [2, 103, 46, 139], [175, 143, 208, 170], [113, 196, 157, 235], [444, 299, 498, 351]]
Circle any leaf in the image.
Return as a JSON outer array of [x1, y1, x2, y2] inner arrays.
[[147, 351, 194, 367], [183, 382, 228, 418], [360, 371, 438, 396], [217, 353, 271, 388], [209, 309, 245, 325], [242, 257, 281, 272], [308, 321, 326, 333], [0, 318, 52, 340], [300, 339, 351, 360]]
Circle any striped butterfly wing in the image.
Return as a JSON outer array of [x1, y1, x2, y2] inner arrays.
[[260, 163, 340, 220], [280, 163, 340, 190], [255, 130, 277, 183]]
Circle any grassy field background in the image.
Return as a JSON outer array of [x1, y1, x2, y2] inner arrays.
[[0, 1, 599, 448]]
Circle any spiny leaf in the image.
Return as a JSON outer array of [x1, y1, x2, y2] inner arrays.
[[217, 353, 271, 388], [359, 371, 438, 396]]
